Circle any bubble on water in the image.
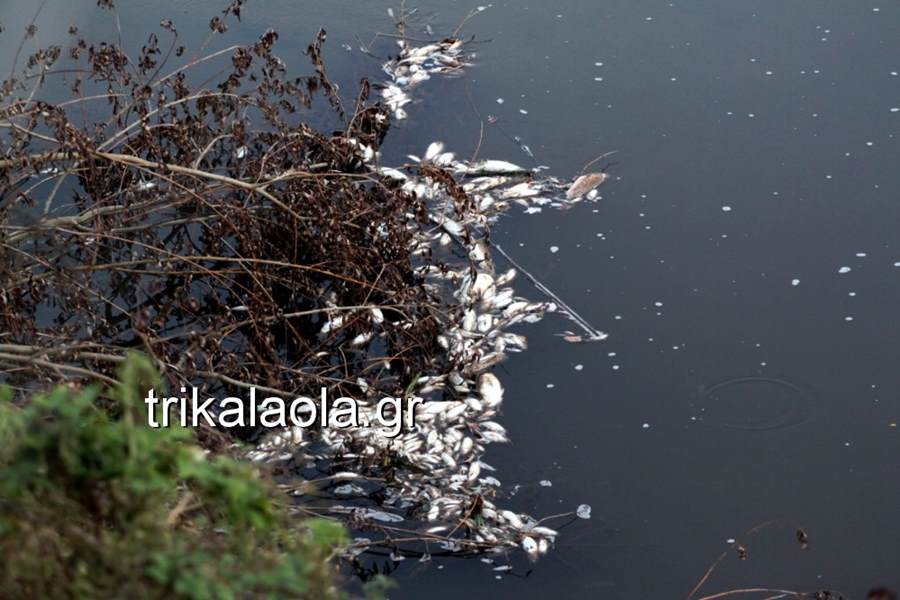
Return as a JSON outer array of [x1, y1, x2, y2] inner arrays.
[[574, 364, 584, 371], [721, 205, 732, 212], [838, 266, 851, 274], [549, 245, 559, 254], [791, 278, 800, 286], [845, 316, 854, 322], [539, 480, 553, 487], [496, 97, 504, 104], [642, 422, 650, 429], [576, 504, 592, 519]]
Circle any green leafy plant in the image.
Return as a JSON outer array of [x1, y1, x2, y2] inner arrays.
[[0, 353, 347, 599]]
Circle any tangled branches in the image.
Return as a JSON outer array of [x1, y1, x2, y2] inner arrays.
[[0, 13, 445, 440]]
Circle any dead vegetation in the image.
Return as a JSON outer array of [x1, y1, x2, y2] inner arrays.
[[0, 4, 448, 450]]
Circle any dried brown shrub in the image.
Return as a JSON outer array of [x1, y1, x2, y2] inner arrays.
[[0, 6, 449, 445]]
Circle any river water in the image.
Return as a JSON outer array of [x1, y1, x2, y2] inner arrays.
[[3, 0, 898, 597]]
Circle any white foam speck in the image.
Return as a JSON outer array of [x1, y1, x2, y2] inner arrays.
[[496, 97, 504, 104], [550, 246, 559, 254], [838, 266, 851, 274], [721, 205, 732, 212], [791, 278, 800, 286]]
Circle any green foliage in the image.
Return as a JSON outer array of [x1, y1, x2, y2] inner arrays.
[[0, 354, 347, 599]]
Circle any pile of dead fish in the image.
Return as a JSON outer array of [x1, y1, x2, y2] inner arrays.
[[250, 39, 606, 562], [381, 38, 470, 120]]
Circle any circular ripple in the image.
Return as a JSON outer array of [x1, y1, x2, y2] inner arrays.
[[698, 377, 816, 431]]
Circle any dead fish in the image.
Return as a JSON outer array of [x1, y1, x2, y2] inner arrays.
[[499, 181, 541, 199], [377, 167, 408, 181], [463, 176, 510, 192], [521, 536, 539, 559], [434, 151, 456, 167], [424, 141, 445, 161], [457, 160, 530, 176], [478, 372, 504, 407], [566, 172, 607, 199]]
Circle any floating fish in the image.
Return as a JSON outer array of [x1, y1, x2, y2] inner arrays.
[[457, 159, 531, 176], [566, 172, 607, 199]]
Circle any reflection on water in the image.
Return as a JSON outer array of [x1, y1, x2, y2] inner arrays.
[[2, 0, 897, 597]]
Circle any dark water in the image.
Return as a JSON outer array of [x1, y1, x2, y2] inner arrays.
[[3, 1, 898, 597]]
